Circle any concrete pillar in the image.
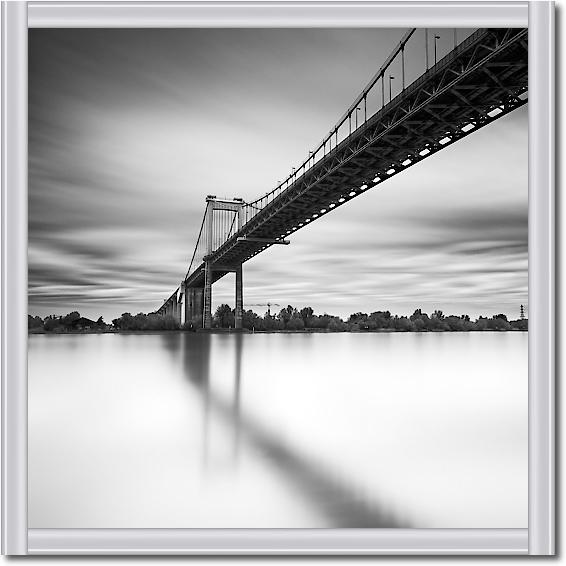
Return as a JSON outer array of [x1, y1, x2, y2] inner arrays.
[[194, 287, 204, 327], [203, 261, 212, 329], [235, 264, 243, 329], [184, 287, 204, 328], [185, 287, 194, 322], [179, 284, 185, 326], [174, 295, 181, 325]]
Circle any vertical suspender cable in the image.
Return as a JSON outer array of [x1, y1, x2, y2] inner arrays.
[[401, 46, 405, 90], [425, 29, 429, 69]]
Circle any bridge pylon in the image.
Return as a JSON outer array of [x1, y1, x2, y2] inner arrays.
[[197, 195, 246, 329]]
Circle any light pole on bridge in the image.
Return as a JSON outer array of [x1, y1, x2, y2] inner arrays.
[[434, 35, 440, 65], [389, 75, 395, 103]]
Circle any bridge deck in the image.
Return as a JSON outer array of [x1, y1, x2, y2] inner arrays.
[[182, 27, 527, 290]]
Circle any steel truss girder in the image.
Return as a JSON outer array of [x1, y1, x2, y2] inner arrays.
[[184, 27, 527, 288]]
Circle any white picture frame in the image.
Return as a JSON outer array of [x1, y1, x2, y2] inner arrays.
[[1, 0, 554, 555]]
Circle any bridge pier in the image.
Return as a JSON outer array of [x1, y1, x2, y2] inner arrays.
[[179, 284, 185, 326], [203, 261, 213, 329], [174, 292, 181, 325], [235, 264, 243, 329], [185, 286, 204, 328]]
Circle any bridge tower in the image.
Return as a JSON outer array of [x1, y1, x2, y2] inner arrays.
[[199, 195, 245, 330]]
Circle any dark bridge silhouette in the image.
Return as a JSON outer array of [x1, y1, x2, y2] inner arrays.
[[157, 27, 528, 328]]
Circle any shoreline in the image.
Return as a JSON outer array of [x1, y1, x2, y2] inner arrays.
[[28, 327, 528, 336]]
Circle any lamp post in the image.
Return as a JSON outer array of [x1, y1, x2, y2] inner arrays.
[[355, 107, 361, 129], [389, 75, 395, 102], [434, 35, 440, 65]]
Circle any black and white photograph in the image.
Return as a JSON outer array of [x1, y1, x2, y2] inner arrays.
[[28, 25, 529, 529]]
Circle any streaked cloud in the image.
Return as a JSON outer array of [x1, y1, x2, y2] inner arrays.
[[29, 29, 527, 321]]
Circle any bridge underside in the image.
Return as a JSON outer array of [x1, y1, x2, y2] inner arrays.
[[183, 27, 527, 291]]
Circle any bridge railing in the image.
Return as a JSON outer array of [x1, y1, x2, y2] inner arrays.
[[240, 27, 477, 226]]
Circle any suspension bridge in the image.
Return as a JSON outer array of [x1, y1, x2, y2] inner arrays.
[[156, 27, 528, 329]]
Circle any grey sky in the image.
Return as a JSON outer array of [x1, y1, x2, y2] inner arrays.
[[29, 28, 527, 322]]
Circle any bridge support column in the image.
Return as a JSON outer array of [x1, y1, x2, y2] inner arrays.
[[235, 264, 243, 330], [179, 284, 185, 326], [203, 261, 213, 329], [185, 286, 204, 328], [175, 291, 182, 326]]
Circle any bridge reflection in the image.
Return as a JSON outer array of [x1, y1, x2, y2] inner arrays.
[[160, 333, 409, 528]]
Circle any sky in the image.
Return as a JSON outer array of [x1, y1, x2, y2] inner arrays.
[[28, 28, 528, 322]]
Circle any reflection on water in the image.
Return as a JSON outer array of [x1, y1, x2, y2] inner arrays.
[[166, 333, 405, 527], [28, 332, 527, 528]]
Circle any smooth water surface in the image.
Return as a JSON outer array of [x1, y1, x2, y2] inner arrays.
[[29, 331, 527, 528]]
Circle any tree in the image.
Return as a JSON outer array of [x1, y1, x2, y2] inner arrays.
[[444, 316, 467, 331], [213, 304, 234, 328], [410, 309, 430, 327], [28, 315, 43, 329], [243, 309, 263, 331], [413, 318, 426, 331], [44, 315, 62, 332], [61, 311, 80, 327], [278, 305, 295, 325], [390, 316, 414, 332], [487, 316, 511, 331], [328, 317, 347, 332], [300, 307, 314, 327], [410, 309, 423, 320], [287, 315, 305, 330], [112, 311, 179, 330], [511, 318, 528, 331], [368, 311, 390, 329]]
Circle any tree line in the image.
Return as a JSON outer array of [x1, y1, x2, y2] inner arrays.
[[28, 311, 179, 332], [28, 306, 528, 333], [210, 304, 527, 332]]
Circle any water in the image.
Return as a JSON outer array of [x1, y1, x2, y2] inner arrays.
[[28, 331, 527, 528]]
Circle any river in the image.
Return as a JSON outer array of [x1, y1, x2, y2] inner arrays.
[[28, 331, 527, 528]]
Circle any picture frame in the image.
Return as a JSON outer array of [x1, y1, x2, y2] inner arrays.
[[1, 0, 554, 555]]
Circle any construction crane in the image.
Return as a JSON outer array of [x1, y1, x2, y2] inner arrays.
[[245, 302, 280, 317]]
